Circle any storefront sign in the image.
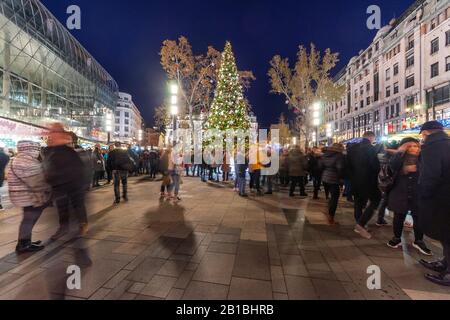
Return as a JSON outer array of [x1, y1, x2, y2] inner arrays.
[[0, 118, 48, 136]]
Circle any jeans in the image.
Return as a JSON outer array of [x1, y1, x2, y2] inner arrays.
[[355, 190, 382, 227], [93, 171, 102, 186], [150, 164, 158, 179], [238, 175, 247, 195], [344, 180, 353, 202], [324, 183, 340, 218], [250, 170, 261, 191], [266, 176, 274, 193], [290, 177, 306, 196], [223, 171, 230, 181], [377, 193, 389, 221], [443, 242, 450, 273], [169, 172, 181, 196], [393, 210, 423, 241], [18, 205, 47, 241], [113, 170, 128, 201], [54, 189, 88, 227], [313, 177, 322, 198]]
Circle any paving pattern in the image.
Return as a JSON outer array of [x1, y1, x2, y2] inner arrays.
[[0, 176, 449, 300]]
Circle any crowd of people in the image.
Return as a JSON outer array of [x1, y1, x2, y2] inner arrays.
[[0, 120, 448, 286]]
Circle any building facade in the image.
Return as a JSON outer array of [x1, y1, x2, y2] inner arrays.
[[0, 0, 119, 148], [323, 0, 450, 143], [114, 92, 143, 144]]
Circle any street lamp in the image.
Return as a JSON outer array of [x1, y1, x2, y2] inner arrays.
[[311, 102, 322, 147]]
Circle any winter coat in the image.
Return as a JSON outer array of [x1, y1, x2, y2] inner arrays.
[[308, 154, 322, 179], [319, 151, 345, 185], [0, 150, 10, 187], [387, 152, 419, 214], [43, 145, 85, 193], [287, 149, 308, 177], [418, 131, 450, 243], [279, 154, 289, 175], [92, 150, 105, 172], [347, 139, 380, 198], [8, 141, 51, 208]]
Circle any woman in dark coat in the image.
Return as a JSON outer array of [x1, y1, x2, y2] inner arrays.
[[319, 143, 345, 225], [386, 138, 431, 256]]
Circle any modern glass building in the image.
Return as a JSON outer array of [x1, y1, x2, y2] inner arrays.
[[0, 0, 119, 147]]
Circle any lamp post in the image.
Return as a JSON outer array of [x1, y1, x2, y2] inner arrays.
[[169, 82, 179, 146]]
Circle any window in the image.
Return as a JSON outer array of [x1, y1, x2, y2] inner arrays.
[[366, 82, 370, 92], [396, 103, 400, 117], [407, 35, 414, 51], [374, 110, 380, 122], [385, 107, 390, 120], [394, 63, 399, 76], [446, 31, 450, 46], [115, 126, 120, 132], [354, 90, 358, 98], [360, 86, 364, 95], [394, 82, 399, 94], [431, 18, 437, 30], [386, 68, 391, 80], [360, 100, 364, 109], [406, 96, 415, 110], [125, 119, 129, 125], [115, 111, 120, 117], [366, 97, 371, 106], [386, 86, 391, 98], [431, 62, 439, 78], [446, 56, 450, 72], [406, 54, 414, 68], [391, 105, 395, 117], [406, 75, 415, 88], [375, 42, 379, 51], [431, 38, 439, 55], [125, 112, 129, 118], [125, 127, 129, 132], [115, 119, 120, 124]]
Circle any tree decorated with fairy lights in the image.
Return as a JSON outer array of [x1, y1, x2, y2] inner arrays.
[[206, 41, 250, 131]]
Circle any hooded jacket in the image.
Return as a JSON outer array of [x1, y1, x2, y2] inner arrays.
[[8, 141, 51, 208]]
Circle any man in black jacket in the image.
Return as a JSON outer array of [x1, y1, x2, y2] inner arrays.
[[108, 142, 132, 204], [347, 132, 381, 239], [417, 121, 450, 286], [0, 147, 10, 211]]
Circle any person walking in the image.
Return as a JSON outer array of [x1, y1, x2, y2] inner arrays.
[[159, 147, 171, 199], [249, 146, 263, 196], [168, 151, 183, 201], [92, 144, 105, 188], [319, 143, 345, 225], [105, 145, 114, 184], [236, 152, 249, 197], [109, 142, 133, 204], [8, 141, 51, 253], [287, 145, 308, 197], [43, 124, 89, 240], [149, 148, 159, 179], [0, 146, 10, 211], [416, 121, 450, 286], [309, 147, 323, 200], [347, 131, 381, 239], [385, 138, 432, 255]]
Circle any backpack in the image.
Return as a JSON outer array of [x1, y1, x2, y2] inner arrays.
[[378, 161, 396, 194]]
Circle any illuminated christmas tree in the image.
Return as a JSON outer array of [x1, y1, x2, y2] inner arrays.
[[206, 41, 250, 131]]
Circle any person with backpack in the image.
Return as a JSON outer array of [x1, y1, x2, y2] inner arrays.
[[319, 143, 345, 225], [109, 142, 133, 204], [385, 138, 432, 256], [0, 146, 10, 211]]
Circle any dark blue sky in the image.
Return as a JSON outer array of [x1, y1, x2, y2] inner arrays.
[[42, 0, 412, 127]]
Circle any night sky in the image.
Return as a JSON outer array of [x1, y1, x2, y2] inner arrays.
[[42, 0, 413, 127]]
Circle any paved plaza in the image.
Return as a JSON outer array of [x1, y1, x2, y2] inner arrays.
[[0, 177, 449, 300]]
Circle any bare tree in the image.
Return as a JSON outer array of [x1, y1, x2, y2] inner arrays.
[[268, 44, 344, 148]]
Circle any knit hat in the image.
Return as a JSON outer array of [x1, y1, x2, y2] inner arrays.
[[420, 121, 444, 133]]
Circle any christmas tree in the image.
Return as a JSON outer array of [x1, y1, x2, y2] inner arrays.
[[206, 42, 250, 131]]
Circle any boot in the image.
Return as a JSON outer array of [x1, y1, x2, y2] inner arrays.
[[78, 223, 89, 238], [51, 226, 69, 241], [16, 240, 45, 254]]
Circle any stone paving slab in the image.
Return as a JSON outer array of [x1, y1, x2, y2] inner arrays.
[[0, 177, 447, 300]]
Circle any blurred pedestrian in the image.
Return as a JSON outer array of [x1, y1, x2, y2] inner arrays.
[[386, 138, 431, 255], [105, 145, 114, 184], [44, 124, 89, 240], [8, 141, 51, 253], [417, 121, 450, 286], [0, 146, 10, 211], [319, 143, 345, 225], [308, 147, 323, 200], [287, 145, 308, 197]]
